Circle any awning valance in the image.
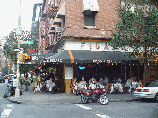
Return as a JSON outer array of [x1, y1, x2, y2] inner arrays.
[[82, 0, 99, 12], [44, 50, 138, 64], [56, 1, 65, 18], [31, 53, 55, 64]]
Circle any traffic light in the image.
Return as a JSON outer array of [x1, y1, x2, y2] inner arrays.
[[19, 54, 23, 62], [24, 55, 31, 61]]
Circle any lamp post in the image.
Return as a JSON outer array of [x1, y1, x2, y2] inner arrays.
[[15, 28, 22, 98]]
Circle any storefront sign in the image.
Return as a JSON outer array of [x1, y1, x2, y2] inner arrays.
[[32, 56, 39, 61], [50, 59, 62, 62], [13, 79, 17, 87], [65, 67, 73, 79], [81, 42, 110, 50], [28, 49, 36, 52], [93, 60, 114, 63]]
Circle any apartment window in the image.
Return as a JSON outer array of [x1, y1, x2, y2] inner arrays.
[[84, 11, 96, 27]]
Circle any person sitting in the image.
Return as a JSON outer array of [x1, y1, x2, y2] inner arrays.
[[117, 77, 122, 84], [70, 78, 79, 95], [98, 77, 104, 86], [125, 77, 132, 93], [89, 77, 97, 89], [78, 77, 87, 90], [138, 80, 143, 87], [46, 78, 55, 93]]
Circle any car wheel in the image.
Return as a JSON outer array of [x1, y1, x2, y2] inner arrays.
[[155, 93, 158, 103]]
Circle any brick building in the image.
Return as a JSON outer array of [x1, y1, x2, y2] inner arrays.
[[38, 0, 158, 94]]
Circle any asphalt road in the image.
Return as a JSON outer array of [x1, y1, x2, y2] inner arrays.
[[0, 83, 158, 118]]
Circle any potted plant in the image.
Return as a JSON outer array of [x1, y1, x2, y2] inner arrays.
[[47, 67, 57, 77]]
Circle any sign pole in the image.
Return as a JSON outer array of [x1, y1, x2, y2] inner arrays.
[[15, 0, 21, 98], [15, 29, 21, 98]]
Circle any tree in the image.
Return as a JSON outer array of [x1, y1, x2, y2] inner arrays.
[[19, 64, 35, 76], [2, 66, 11, 75], [3, 29, 38, 73], [109, 0, 158, 85]]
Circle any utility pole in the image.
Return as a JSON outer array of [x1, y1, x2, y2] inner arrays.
[[15, 0, 22, 98]]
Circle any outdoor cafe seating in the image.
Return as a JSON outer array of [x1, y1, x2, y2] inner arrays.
[[110, 82, 123, 93]]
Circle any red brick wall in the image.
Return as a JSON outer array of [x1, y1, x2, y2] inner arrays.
[[64, 0, 120, 39]]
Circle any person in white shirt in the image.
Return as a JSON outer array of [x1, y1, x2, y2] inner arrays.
[[89, 77, 97, 89]]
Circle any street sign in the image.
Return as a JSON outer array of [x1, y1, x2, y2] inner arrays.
[[13, 79, 17, 87], [13, 48, 21, 52], [20, 41, 34, 44]]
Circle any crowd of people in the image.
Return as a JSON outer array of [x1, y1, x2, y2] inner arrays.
[[70, 76, 143, 95], [22, 72, 61, 94], [70, 76, 110, 95]]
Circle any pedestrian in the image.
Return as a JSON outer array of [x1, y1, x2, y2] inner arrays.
[[104, 76, 109, 93], [37, 75, 42, 93], [24, 74, 29, 91], [52, 77, 60, 94], [32, 72, 38, 94]]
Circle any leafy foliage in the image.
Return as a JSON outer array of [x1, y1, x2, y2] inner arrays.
[[47, 67, 57, 75], [3, 29, 38, 73], [2, 66, 12, 75], [110, 0, 158, 63], [110, 0, 158, 83], [19, 64, 35, 74]]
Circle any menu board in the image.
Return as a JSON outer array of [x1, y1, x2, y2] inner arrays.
[[65, 67, 73, 79]]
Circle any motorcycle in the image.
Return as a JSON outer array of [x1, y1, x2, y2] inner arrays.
[[80, 84, 109, 105]]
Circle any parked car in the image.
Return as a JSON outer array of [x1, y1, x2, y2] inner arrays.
[[134, 80, 158, 102]]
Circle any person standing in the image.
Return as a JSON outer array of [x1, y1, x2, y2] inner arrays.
[[32, 72, 38, 94], [24, 74, 29, 91], [37, 75, 42, 93], [104, 76, 109, 93]]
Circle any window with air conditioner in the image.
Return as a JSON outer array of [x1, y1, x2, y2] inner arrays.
[[55, 27, 61, 32]]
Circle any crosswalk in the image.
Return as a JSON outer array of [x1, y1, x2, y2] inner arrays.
[[75, 104, 111, 118], [0, 104, 14, 118]]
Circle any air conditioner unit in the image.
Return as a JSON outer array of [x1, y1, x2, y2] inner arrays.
[[54, 3, 58, 7], [55, 27, 61, 32]]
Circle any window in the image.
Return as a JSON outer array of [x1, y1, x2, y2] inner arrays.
[[84, 10, 96, 27]]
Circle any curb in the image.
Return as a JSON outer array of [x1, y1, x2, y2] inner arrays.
[[7, 97, 22, 104], [109, 99, 137, 102]]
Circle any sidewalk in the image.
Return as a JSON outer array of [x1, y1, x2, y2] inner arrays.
[[7, 85, 136, 104]]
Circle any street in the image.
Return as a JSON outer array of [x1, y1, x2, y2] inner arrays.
[[0, 83, 158, 118]]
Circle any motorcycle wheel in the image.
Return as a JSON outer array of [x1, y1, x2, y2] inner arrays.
[[81, 94, 88, 103], [99, 95, 108, 105]]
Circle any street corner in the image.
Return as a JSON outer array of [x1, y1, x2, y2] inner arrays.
[[7, 97, 22, 104]]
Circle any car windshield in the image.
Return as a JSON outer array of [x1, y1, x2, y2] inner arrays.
[[147, 81, 158, 87]]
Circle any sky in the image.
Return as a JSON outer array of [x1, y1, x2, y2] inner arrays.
[[0, 0, 43, 37]]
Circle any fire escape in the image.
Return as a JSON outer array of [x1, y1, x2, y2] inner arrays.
[[45, 1, 58, 50]]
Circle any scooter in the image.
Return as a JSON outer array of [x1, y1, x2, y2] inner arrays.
[[80, 84, 109, 105]]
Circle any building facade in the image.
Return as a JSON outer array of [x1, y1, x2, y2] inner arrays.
[[38, 0, 158, 94]]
